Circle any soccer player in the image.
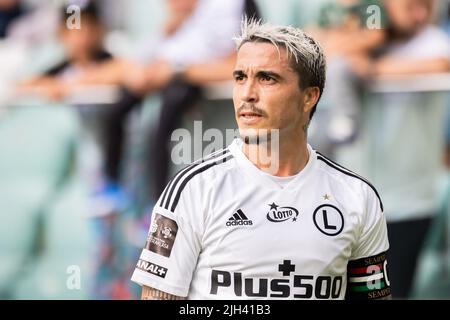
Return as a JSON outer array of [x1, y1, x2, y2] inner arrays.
[[131, 19, 391, 300]]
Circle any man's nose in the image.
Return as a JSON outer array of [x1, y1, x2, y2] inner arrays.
[[241, 79, 258, 103]]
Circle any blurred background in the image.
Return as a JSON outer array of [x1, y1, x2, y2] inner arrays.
[[0, 0, 449, 300]]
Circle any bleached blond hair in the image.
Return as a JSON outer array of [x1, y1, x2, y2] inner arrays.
[[234, 18, 326, 119]]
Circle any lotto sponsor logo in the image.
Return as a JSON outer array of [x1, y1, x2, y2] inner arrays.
[[266, 203, 299, 223]]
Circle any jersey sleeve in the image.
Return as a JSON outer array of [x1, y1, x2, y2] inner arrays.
[[346, 184, 391, 300], [131, 179, 203, 297]]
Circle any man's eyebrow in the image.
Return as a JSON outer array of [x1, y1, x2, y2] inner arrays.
[[256, 70, 282, 79], [232, 70, 283, 80]]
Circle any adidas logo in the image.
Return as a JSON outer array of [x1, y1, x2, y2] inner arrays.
[[226, 209, 253, 226]]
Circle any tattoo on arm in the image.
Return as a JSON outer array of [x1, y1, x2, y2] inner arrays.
[[141, 286, 186, 300]]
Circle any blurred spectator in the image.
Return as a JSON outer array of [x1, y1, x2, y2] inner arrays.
[[1, 0, 59, 44], [14, 1, 123, 299], [69, 0, 259, 203], [311, 0, 449, 150], [315, 0, 449, 75], [323, 0, 450, 299], [373, 0, 450, 75], [375, 0, 450, 300], [18, 2, 111, 101], [0, 0, 24, 38], [0, 1, 61, 109], [16, 1, 122, 206], [306, 0, 388, 152], [412, 0, 450, 298]]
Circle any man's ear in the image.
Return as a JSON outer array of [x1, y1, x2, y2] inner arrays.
[[302, 87, 320, 114]]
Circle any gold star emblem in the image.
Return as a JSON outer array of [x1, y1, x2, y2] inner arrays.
[[323, 194, 331, 200]]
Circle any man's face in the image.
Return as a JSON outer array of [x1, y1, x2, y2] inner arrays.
[[233, 42, 309, 142], [385, 0, 434, 36], [60, 18, 103, 60], [0, 0, 19, 10]]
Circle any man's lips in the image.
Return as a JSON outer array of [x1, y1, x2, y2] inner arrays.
[[239, 111, 264, 125], [239, 111, 263, 118]]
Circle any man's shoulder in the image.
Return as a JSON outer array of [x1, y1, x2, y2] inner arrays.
[[174, 147, 236, 184], [186, 147, 236, 179], [158, 148, 236, 212], [315, 151, 384, 211]]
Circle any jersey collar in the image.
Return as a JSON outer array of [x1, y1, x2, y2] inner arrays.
[[228, 138, 317, 190]]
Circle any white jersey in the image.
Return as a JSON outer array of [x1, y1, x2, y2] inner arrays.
[[131, 139, 390, 300]]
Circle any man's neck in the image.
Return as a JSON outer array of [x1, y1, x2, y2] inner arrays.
[[242, 136, 309, 177]]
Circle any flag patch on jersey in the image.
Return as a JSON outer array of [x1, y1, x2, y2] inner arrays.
[[226, 209, 253, 226], [345, 251, 390, 300], [145, 213, 178, 257]]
